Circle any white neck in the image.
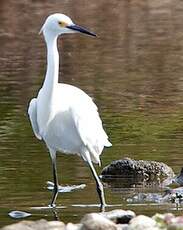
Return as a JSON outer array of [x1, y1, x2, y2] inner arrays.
[[42, 31, 59, 95]]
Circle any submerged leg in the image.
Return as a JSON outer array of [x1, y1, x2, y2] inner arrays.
[[49, 149, 59, 207], [83, 152, 106, 210]]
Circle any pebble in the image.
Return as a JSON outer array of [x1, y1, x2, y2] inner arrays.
[[101, 209, 135, 224], [80, 213, 117, 230], [1, 219, 65, 230], [65, 223, 82, 230], [129, 215, 158, 230], [2, 209, 183, 230]]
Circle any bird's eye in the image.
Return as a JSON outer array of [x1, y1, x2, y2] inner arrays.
[[58, 21, 66, 27]]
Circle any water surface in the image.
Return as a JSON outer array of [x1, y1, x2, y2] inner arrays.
[[0, 0, 183, 227]]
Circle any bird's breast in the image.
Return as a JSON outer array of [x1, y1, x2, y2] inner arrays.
[[43, 109, 82, 153]]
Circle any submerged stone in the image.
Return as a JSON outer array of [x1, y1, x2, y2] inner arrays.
[[8, 211, 31, 219], [163, 187, 183, 203], [127, 192, 163, 203], [172, 167, 183, 185]]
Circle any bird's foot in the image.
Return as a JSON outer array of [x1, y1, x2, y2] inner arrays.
[[48, 203, 56, 208], [47, 181, 86, 192], [100, 203, 106, 212]]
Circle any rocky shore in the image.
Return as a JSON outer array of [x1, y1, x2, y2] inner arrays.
[[1, 209, 183, 230], [2, 159, 183, 230]]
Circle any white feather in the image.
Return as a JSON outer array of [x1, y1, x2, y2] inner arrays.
[[28, 98, 42, 140], [30, 83, 111, 164]]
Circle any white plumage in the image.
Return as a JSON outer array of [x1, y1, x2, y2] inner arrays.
[[28, 13, 111, 207]]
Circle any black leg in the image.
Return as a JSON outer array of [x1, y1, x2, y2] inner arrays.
[[86, 158, 106, 210], [49, 150, 59, 207]]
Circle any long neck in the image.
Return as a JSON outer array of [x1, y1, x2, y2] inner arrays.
[[42, 32, 59, 94]]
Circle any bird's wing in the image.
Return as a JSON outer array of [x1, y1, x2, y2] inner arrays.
[[28, 98, 42, 140], [70, 95, 111, 164]]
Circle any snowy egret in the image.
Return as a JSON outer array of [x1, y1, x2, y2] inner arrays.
[[28, 13, 112, 208]]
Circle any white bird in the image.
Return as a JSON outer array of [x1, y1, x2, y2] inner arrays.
[[28, 13, 112, 208]]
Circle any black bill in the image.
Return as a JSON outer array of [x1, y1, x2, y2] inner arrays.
[[67, 24, 96, 37]]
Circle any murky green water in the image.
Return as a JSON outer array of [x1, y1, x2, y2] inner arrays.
[[0, 0, 183, 227]]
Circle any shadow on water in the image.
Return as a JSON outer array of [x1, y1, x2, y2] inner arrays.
[[1, 0, 183, 227]]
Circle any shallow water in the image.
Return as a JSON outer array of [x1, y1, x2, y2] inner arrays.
[[1, 0, 183, 227]]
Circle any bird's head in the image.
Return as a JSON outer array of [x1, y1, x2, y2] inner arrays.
[[39, 13, 96, 38]]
